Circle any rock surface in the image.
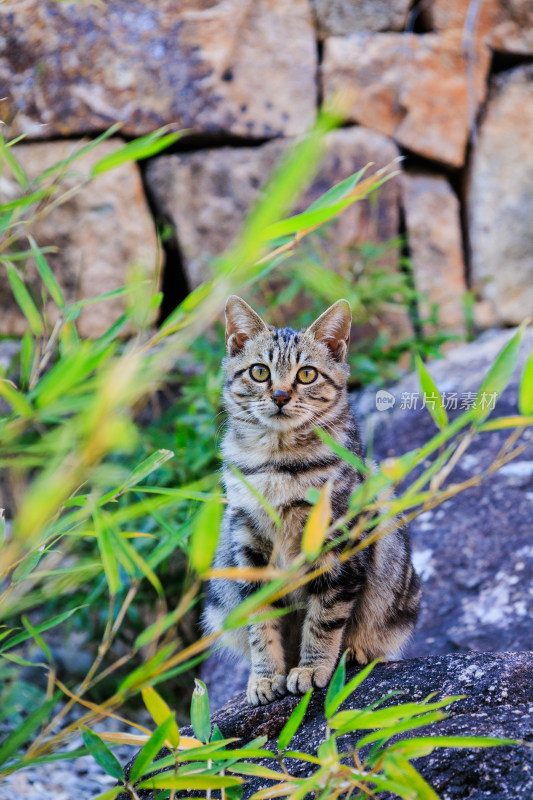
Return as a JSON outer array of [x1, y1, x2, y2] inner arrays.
[[147, 128, 401, 286], [202, 328, 533, 710], [402, 169, 467, 335], [351, 328, 533, 659], [311, 0, 411, 37], [469, 66, 533, 328], [0, 138, 158, 338], [0, 0, 316, 140], [121, 652, 533, 800], [429, 0, 533, 55], [322, 31, 491, 167], [146, 127, 411, 337]]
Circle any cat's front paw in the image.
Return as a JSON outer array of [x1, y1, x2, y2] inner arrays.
[[287, 664, 331, 694], [247, 673, 287, 706]]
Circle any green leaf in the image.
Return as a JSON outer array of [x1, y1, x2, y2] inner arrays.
[[229, 464, 282, 529], [1, 136, 29, 189], [313, 427, 367, 474], [113, 450, 175, 498], [136, 774, 242, 790], [129, 716, 176, 783], [228, 763, 287, 780], [383, 752, 439, 800], [0, 379, 33, 417], [19, 330, 34, 390], [81, 728, 124, 781], [11, 550, 42, 583], [36, 123, 122, 181], [141, 687, 180, 748], [278, 689, 313, 752], [329, 696, 462, 734], [4, 262, 43, 336], [0, 696, 57, 767], [415, 354, 448, 430], [475, 324, 526, 422], [0, 187, 52, 211], [325, 658, 379, 719], [21, 615, 52, 662], [389, 734, 518, 759], [324, 651, 347, 718], [90, 789, 123, 800], [519, 346, 533, 416], [28, 235, 65, 308], [90, 129, 184, 176], [188, 495, 222, 575], [0, 605, 86, 652], [94, 511, 121, 595], [191, 678, 211, 743]]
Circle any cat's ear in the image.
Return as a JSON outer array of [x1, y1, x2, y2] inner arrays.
[[308, 299, 352, 361], [225, 296, 268, 355]]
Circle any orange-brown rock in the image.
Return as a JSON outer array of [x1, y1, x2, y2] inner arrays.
[[146, 128, 402, 287], [469, 66, 533, 327], [0, 139, 159, 338], [429, 0, 533, 55], [322, 32, 491, 168], [311, 0, 411, 37], [146, 128, 412, 340], [402, 170, 467, 335], [0, 0, 316, 140]]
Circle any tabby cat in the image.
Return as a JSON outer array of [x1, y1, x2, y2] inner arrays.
[[203, 296, 420, 706]]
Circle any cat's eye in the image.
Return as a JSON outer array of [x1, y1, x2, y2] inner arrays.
[[297, 366, 317, 384], [250, 364, 270, 382]]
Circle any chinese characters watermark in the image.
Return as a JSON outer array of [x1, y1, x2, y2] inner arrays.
[[375, 390, 498, 412]]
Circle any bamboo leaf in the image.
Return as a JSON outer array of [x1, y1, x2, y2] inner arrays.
[[0, 697, 57, 767], [19, 330, 34, 390], [191, 678, 211, 744], [136, 774, 243, 790], [301, 481, 331, 560], [325, 658, 379, 719], [389, 734, 518, 759], [28, 235, 65, 308], [0, 605, 86, 652], [415, 354, 447, 430], [4, 262, 43, 336], [475, 324, 526, 422], [0, 379, 33, 417], [90, 789, 123, 800], [519, 346, 533, 416], [129, 716, 177, 783], [383, 752, 439, 800], [189, 495, 222, 575], [94, 511, 121, 596], [36, 123, 122, 181], [324, 651, 347, 719], [228, 763, 293, 780], [141, 687, 180, 748], [229, 464, 282, 529], [90, 128, 184, 176], [81, 728, 124, 781], [278, 689, 313, 752]]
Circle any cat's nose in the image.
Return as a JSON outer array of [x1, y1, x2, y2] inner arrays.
[[272, 389, 291, 407]]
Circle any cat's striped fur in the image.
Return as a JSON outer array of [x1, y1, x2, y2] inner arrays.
[[203, 296, 420, 706]]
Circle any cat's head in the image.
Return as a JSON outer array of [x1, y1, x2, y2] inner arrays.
[[223, 296, 351, 431]]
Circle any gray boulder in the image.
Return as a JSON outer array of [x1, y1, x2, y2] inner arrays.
[[118, 651, 533, 800]]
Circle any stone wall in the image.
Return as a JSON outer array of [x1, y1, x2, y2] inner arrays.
[[1, 0, 533, 337]]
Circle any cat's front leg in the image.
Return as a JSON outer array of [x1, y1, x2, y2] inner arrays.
[[232, 528, 287, 705], [287, 589, 355, 695], [246, 612, 287, 705]]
